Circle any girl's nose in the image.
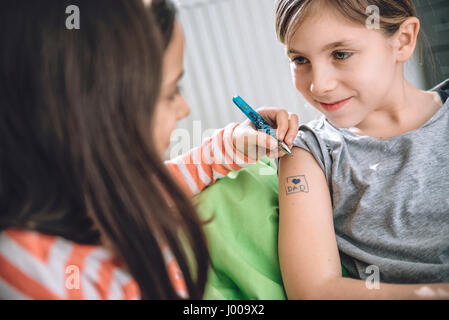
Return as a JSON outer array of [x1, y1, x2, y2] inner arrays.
[[309, 66, 338, 97]]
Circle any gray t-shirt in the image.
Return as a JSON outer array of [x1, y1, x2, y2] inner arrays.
[[292, 80, 449, 284]]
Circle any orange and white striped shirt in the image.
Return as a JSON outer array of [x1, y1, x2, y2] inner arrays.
[[0, 123, 255, 300]]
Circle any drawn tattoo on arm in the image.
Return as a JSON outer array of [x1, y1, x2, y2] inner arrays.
[[285, 175, 309, 195]]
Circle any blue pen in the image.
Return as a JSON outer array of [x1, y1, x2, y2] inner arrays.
[[232, 96, 293, 156]]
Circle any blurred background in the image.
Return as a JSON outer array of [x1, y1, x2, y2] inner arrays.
[[168, 0, 449, 153]]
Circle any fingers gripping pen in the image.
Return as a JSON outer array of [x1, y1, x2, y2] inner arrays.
[[232, 96, 293, 156]]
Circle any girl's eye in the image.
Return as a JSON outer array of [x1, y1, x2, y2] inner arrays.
[[169, 85, 182, 101], [291, 56, 309, 65], [333, 51, 353, 60], [290, 52, 353, 66]]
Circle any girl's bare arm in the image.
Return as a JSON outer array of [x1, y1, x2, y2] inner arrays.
[[278, 147, 449, 300]]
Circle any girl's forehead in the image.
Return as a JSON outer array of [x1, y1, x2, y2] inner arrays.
[[287, 9, 370, 49], [300, 6, 363, 33]]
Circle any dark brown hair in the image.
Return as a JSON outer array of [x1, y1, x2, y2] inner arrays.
[[0, 0, 209, 299], [152, 0, 177, 49]]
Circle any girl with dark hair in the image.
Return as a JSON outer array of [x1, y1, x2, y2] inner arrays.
[[276, 0, 449, 299], [0, 0, 298, 299]]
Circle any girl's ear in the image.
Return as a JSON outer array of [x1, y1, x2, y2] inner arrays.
[[394, 17, 420, 63]]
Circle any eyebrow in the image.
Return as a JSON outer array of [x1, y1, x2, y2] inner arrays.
[[288, 40, 356, 56]]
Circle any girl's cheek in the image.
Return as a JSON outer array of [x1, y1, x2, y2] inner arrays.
[[348, 58, 383, 101], [293, 72, 310, 97], [295, 78, 319, 110], [290, 64, 299, 88]]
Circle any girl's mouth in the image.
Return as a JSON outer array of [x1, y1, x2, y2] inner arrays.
[[319, 97, 352, 112]]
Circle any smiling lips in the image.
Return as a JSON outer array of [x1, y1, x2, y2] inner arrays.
[[319, 97, 352, 112]]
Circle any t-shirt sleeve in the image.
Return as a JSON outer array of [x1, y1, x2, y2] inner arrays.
[[292, 120, 333, 190], [164, 123, 256, 197]]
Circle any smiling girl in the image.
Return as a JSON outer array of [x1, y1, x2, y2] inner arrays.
[[276, 0, 449, 299]]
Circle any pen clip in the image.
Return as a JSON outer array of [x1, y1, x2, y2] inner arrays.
[[232, 96, 273, 135]]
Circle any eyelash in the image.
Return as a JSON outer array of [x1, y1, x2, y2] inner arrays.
[[292, 51, 353, 65], [168, 85, 182, 100]]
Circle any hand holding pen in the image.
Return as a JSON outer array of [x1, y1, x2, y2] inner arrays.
[[232, 96, 298, 159]]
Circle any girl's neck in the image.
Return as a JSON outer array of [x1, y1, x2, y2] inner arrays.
[[353, 80, 443, 139]]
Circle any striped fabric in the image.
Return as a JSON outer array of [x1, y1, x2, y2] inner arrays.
[[0, 123, 254, 300]]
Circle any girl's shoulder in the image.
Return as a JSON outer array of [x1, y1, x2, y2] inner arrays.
[[295, 116, 346, 150], [0, 228, 139, 300], [292, 117, 339, 187]]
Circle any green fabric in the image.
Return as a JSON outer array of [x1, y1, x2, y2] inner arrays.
[[193, 157, 349, 300], [193, 157, 284, 300]]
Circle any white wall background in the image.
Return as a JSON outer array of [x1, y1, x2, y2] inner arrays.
[[169, 0, 427, 153]]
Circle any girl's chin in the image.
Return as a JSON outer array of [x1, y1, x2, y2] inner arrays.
[[156, 140, 171, 159]]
